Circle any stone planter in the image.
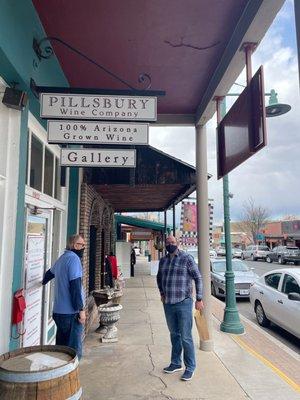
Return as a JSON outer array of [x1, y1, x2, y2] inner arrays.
[[92, 288, 123, 307], [98, 303, 123, 343], [92, 288, 115, 307], [92, 289, 123, 334]]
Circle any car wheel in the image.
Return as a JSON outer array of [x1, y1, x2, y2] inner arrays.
[[211, 283, 217, 297], [278, 256, 286, 265], [255, 302, 270, 327], [251, 254, 257, 261], [266, 256, 272, 263], [294, 261, 299, 266]]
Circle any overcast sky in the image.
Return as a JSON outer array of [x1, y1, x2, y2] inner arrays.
[[149, 0, 300, 225]]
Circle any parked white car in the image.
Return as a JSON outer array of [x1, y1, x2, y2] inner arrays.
[[250, 268, 300, 339], [232, 248, 243, 258], [216, 247, 226, 256], [209, 249, 217, 258], [186, 248, 217, 262], [241, 245, 270, 261]]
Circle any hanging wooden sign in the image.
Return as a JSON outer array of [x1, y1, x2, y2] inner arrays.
[[60, 148, 136, 168], [40, 93, 157, 121], [48, 120, 149, 145]]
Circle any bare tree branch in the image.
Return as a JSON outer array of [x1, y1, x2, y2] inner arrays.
[[237, 197, 270, 244]]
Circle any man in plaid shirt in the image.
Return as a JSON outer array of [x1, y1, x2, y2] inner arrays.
[[157, 235, 203, 381]]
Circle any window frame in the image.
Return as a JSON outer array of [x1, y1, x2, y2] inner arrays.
[[264, 272, 282, 291], [43, 146, 55, 197], [281, 274, 300, 295], [29, 133, 44, 192], [26, 126, 61, 200]]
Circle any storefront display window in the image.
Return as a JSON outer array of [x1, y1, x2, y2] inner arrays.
[[27, 130, 61, 199], [44, 148, 54, 196], [54, 157, 61, 201], [30, 134, 43, 191]]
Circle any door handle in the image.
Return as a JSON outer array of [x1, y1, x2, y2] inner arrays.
[[277, 299, 283, 304]]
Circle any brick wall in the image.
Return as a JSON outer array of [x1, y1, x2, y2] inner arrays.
[[79, 183, 114, 333]]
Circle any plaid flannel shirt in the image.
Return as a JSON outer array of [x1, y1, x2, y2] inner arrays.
[[156, 250, 203, 304]]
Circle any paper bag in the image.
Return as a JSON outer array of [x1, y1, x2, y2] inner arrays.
[[194, 309, 210, 341]]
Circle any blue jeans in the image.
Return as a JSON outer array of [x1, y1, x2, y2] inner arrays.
[[53, 313, 83, 359], [163, 297, 196, 372]]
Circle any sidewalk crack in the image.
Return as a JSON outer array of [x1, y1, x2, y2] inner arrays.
[[147, 344, 174, 400], [213, 351, 251, 399]]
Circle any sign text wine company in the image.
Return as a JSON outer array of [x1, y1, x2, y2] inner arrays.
[[60, 149, 136, 168], [48, 120, 149, 145], [41, 93, 157, 121]]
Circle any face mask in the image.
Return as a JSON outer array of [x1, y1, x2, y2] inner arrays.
[[72, 248, 84, 258], [166, 244, 177, 254]]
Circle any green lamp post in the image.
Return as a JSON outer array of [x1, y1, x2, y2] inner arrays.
[[219, 98, 244, 334], [219, 90, 291, 334]]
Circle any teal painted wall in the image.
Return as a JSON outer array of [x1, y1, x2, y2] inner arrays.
[[0, 1, 70, 350]]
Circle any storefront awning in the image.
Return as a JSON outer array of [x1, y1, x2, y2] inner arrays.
[[115, 215, 171, 232], [85, 145, 205, 212], [32, 0, 284, 125]]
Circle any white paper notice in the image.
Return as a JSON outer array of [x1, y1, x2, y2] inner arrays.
[[23, 235, 45, 347], [26, 236, 45, 288]]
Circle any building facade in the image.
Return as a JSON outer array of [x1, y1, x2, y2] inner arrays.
[[0, 1, 116, 353]]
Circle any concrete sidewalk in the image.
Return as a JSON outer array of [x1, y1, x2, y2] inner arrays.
[[80, 259, 300, 400]]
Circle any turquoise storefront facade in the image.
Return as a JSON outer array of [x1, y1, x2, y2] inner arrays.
[[0, 0, 79, 351]]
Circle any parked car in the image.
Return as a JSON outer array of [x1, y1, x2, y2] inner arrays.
[[216, 247, 226, 256], [186, 248, 198, 264], [250, 268, 300, 339], [209, 248, 217, 258], [232, 248, 243, 258], [210, 258, 259, 298], [186, 248, 217, 262], [241, 245, 270, 261], [265, 246, 300, 265]]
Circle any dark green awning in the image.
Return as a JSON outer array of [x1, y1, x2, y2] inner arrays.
[[115, 214, 172, 232]]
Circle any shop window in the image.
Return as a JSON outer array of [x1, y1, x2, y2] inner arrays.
[[44, 148, 54, 196], [30, 134, 43, 191], [27, 130, 62, 200], [54, 157, 62, 201]]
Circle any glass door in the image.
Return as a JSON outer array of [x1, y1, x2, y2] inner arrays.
[[22, 208, 55, 346]]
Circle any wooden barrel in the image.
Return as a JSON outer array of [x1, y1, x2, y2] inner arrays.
[[0, 345, 82, 400]]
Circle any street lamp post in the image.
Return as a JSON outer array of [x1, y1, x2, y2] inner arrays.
[[218, 44, 291, 334], [217, 98, 244, 334]]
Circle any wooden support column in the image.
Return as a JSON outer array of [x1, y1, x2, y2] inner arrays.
[[195, 124, 214, 351]]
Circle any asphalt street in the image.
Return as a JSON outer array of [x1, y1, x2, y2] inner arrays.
[[232, 259, 300, 354]]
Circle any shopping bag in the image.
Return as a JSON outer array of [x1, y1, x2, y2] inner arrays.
[[194, 309, 210, 341]]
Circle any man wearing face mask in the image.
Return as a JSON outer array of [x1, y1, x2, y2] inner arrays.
[[42, 234, 86, 359], [157, 235, 203, 381]]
